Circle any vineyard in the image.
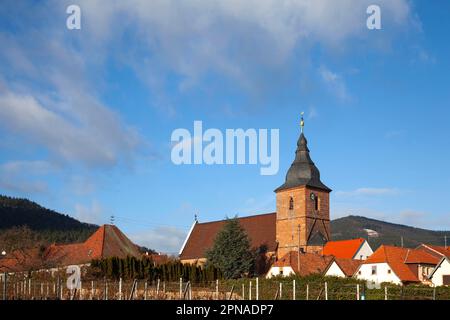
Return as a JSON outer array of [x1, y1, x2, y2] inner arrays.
[[1, 273, 449, 300]]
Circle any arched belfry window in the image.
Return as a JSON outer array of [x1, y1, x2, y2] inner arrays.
[[310, 192, 319, 211], [289, 197, 294, 210]]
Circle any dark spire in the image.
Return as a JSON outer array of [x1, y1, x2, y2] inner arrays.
[[275, 132, 331, 193]]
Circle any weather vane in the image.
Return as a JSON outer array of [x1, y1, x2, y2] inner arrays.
[[300, 112, 305, 133]]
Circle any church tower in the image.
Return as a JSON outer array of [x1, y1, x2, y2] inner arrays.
[[275, 116, 332, 258]]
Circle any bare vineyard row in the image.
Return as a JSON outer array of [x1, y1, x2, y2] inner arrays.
[[1, 277, 449, 300]]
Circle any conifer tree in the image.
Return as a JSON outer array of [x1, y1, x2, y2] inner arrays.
[[206, 217, 255, 279]]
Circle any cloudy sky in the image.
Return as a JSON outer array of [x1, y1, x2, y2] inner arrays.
[[1, 1, 449, 253]]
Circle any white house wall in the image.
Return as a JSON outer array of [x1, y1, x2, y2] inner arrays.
[[325, 262, 346, 278], [266, 266, 295, 278], [354, 241, 373, 260], [431, 259, 450, 287], [356, 263, 402, 285]]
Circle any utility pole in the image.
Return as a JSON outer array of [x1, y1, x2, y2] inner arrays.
[[1, 250, 7, 300], [445, 235, 447, 249], [2, 272, 6, 301], [297, 225, 301, 275], [401, 236, 404, 248]]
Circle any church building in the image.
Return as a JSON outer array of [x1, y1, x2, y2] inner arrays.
[[179, 117, 332, 266]]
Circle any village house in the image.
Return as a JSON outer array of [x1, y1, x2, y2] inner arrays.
[[322, 238, 373, 260], [266, 239, 367, 278], [429, 257, 450, 287], [415, 244, 450, 260], [414, 244, 450, 287], [0, 224, 142, 274], [266, 251, 333, 278], [355, 245, 440, 286], [323, 258, 362, 278]]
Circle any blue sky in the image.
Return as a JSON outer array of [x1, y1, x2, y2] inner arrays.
[[0, 1, 449, 253]]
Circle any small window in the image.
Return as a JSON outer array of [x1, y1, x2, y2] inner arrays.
[[358, 271, 361, 275], [314, 197, 319, 211], [371, 266, 377, 275], [388, 269, 391, 274], [360, 255, 363, 260], [279, 269, 284, 275], [289, 197, 294, 210]]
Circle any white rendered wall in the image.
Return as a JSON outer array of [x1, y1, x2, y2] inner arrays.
[[266, 266, 295, 278], [355, 263, 402, 285], [325, 261, 347, 278], [431, 259, 450, 287], [354, 241, 374, 260]]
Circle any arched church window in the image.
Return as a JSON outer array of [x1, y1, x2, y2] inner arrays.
[[289, 197, 294, 210], [314, 196, 319, 211]]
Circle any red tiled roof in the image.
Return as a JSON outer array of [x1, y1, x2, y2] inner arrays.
[[322, 238, 365, 259], [0, 248, 43, 273], [180, 213, 277, 260], [417, 244, 450, 258], [46, 225, 141, 265], [363, 245, 439, 282], [144, 253, 171, 265], [404, 248, 440, 265], [332, 258, 363, 277], [0, 225, 141, 272], [273, 251, 333, 276]]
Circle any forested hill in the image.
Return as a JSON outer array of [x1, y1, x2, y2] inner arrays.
[[0, 195, 98, 250], [331, 215, 449, 250]]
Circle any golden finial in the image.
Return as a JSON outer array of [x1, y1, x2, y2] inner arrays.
[[300, 112, 305, 133]]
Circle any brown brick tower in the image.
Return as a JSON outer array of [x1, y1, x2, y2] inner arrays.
[[275, 118, 331, 258]]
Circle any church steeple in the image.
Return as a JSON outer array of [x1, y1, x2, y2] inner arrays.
[[275, 120, 331, 193], [274, 115, 332, 258]]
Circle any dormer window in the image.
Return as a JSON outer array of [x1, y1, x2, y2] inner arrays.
[[289, 197, 294, 210]]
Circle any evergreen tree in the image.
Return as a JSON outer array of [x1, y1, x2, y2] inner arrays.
[[206, 217, 255, 279]]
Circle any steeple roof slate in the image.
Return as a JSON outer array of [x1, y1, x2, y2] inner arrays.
[[275, 133, 331, 193]]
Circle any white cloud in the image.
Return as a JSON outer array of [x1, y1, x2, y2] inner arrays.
[[0, 160, 55, 194], [61, 0, 415, 97], [0, 90, 140, 168], [130, 226, 187, 254], [68, 175, 96, 196], [318, 65, 349, 101], [0, 160, 54, 176], [0, 18, 146, 170], [0, 178, 47, 194], [307, 105, 319, 120], [335, 187, 401, 198], [74, 200, 104, 225]]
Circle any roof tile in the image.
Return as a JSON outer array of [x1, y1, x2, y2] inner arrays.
[[322, 238, 365, 259], [180, 213, 277, 260]]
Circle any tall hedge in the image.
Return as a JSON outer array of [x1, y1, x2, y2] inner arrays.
[[90, 257, 222, 283]]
